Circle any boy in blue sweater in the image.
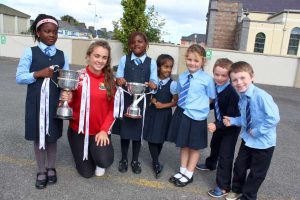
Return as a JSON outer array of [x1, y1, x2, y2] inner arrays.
[[223, 61, 280, 200]]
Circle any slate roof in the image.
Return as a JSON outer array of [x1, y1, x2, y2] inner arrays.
[[222, 0, 300, 13], [0, 4, 30, 18], [181, 33, 206, 43]]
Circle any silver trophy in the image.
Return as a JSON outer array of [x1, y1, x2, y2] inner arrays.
[[56, 69, 80, 119], [124, 82, 147, 119]]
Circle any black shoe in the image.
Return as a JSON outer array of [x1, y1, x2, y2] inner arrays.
[[35, 172, 48, 189], [46, 168, 57, 184], [174, 174, 193, 187], [169, 172, 183, 184], [131, 160, 142, 174], [153, 163, 163, 178], [118, 159, 128, 173]]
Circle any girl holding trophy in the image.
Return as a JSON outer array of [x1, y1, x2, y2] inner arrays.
[[16, 14, 69, 189], [113, 31, 158, 174], [62, 40, 115, 178]]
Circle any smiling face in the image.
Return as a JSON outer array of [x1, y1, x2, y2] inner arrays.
[[230, 71, 254, 93], [37, 22, 58, 46], [159, 59, 173, 79], [213, 66, 230, 86], [130, 35, 147, 57], [185, 52, 204, 74], [87, 46, 109, 75]]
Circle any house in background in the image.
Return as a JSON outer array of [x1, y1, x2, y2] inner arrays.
[[181, 33, 206, 47], [206, 0, 300, 57], [0, 4, 30, 34]]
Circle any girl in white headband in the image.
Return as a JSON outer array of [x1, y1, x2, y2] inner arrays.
[[16, 14, 69, 189]]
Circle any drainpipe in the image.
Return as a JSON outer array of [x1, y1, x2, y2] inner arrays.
[[280, 10, 289, 55]]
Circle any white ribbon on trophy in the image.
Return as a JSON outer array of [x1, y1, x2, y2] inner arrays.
[[39, 77, 50, 149], [78, 73, 91, 161]]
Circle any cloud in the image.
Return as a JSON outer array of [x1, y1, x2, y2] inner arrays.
[[2, 0, 209, 43]]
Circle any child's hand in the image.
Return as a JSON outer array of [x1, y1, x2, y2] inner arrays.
[[155, 102, 165, 109], [34, 67, 54, 78], [60, 91, 72, 102], [146, 81, 157, 90], [208, 123, 216, 133], [223, 116, 231, 127], [95, 131, 110, 146], [116, 78, 126, 86], [151, 98, 157, 105]]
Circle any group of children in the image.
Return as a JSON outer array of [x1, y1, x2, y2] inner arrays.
[[16, 14, 280, 200]]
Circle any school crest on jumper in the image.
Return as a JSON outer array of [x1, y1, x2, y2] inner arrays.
[[99, 82, 106, 90]]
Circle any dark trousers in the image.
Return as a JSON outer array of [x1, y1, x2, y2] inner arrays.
[[67, 127, 114, 178], [232, 140, 275, 200], [205, 129, 239, 191]]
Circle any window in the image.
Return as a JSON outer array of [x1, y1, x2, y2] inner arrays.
[[287, 27, 300, 55], [254, 32, 265, 53]]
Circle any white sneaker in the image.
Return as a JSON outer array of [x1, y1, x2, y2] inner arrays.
[[95, 166, 105, 176], [225, 192, 242, 200]]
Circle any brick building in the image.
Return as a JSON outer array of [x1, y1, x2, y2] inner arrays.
[[206, 0, 300, 56]]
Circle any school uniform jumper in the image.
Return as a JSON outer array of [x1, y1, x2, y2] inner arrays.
[[25, 46, 64, 142], [113, 55, 151, 141], [167, 69, 216, 150], [143, 79, 173, 143], [205, 83, 241, 192], [230, 84, 280, 200]]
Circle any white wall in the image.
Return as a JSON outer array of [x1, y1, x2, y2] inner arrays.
[[0, 34, 299, 87], [205, 48, 299, 87]]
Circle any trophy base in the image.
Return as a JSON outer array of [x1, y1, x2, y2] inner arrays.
[[55, 115, 73, 120], [124, 113, 142, 119]]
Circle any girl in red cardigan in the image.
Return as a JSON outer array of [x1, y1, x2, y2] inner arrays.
[[63, 40, 115, 178]]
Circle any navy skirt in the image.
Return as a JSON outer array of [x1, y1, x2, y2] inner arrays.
[[167, 107, 208, 150], [143, 105, 172, 143]]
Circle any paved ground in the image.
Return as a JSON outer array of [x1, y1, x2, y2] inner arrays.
[[0, 56, 299, 200]]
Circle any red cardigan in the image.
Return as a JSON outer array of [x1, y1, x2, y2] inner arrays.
[[69, 67, 114, 135]]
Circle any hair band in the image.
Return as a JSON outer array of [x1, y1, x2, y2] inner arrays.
[[36, 18, 58, 30]]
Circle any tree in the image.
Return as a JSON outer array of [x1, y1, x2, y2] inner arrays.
[[145, 5, 165, 43], [60, 15, 80, 26], [113, 0, 164, 53]]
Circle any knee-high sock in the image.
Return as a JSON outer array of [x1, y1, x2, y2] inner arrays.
[[46, 142, 57, 171], [121, 139, 130, 160], [132, 140, 141, 161]]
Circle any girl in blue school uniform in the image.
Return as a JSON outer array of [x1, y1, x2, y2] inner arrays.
[[113, 31, 158, 174], [16, 14, 69, 189], [167, 44, 216, 187], [143, 54, 178, 178]]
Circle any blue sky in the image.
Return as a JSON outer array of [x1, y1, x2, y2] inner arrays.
[[2, 0, 209, 44]]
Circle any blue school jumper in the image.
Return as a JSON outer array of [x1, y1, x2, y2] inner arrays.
[[113, 54, 151, 141], [143, 79, 173, 143], [25, 46, 64, 142]]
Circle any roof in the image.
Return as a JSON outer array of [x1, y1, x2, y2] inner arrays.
[[181, 33, 206, 43], [0, 4, 30, 18], [222, 0, 300, 14]]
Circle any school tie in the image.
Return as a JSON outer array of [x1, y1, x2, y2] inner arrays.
[[246, 96, 252, 133], [44, 47, 51, 57], [134, 58, 142, 66], [214, 91, 221, 121], [178, 74, 192, 107], [158, 80, 163, 89]]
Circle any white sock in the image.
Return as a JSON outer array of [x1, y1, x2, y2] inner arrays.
[[180, 167, 187, 174], [174, 167, 186, 179], [184, 170, 193, 179], [179, 170, 193, 183]]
